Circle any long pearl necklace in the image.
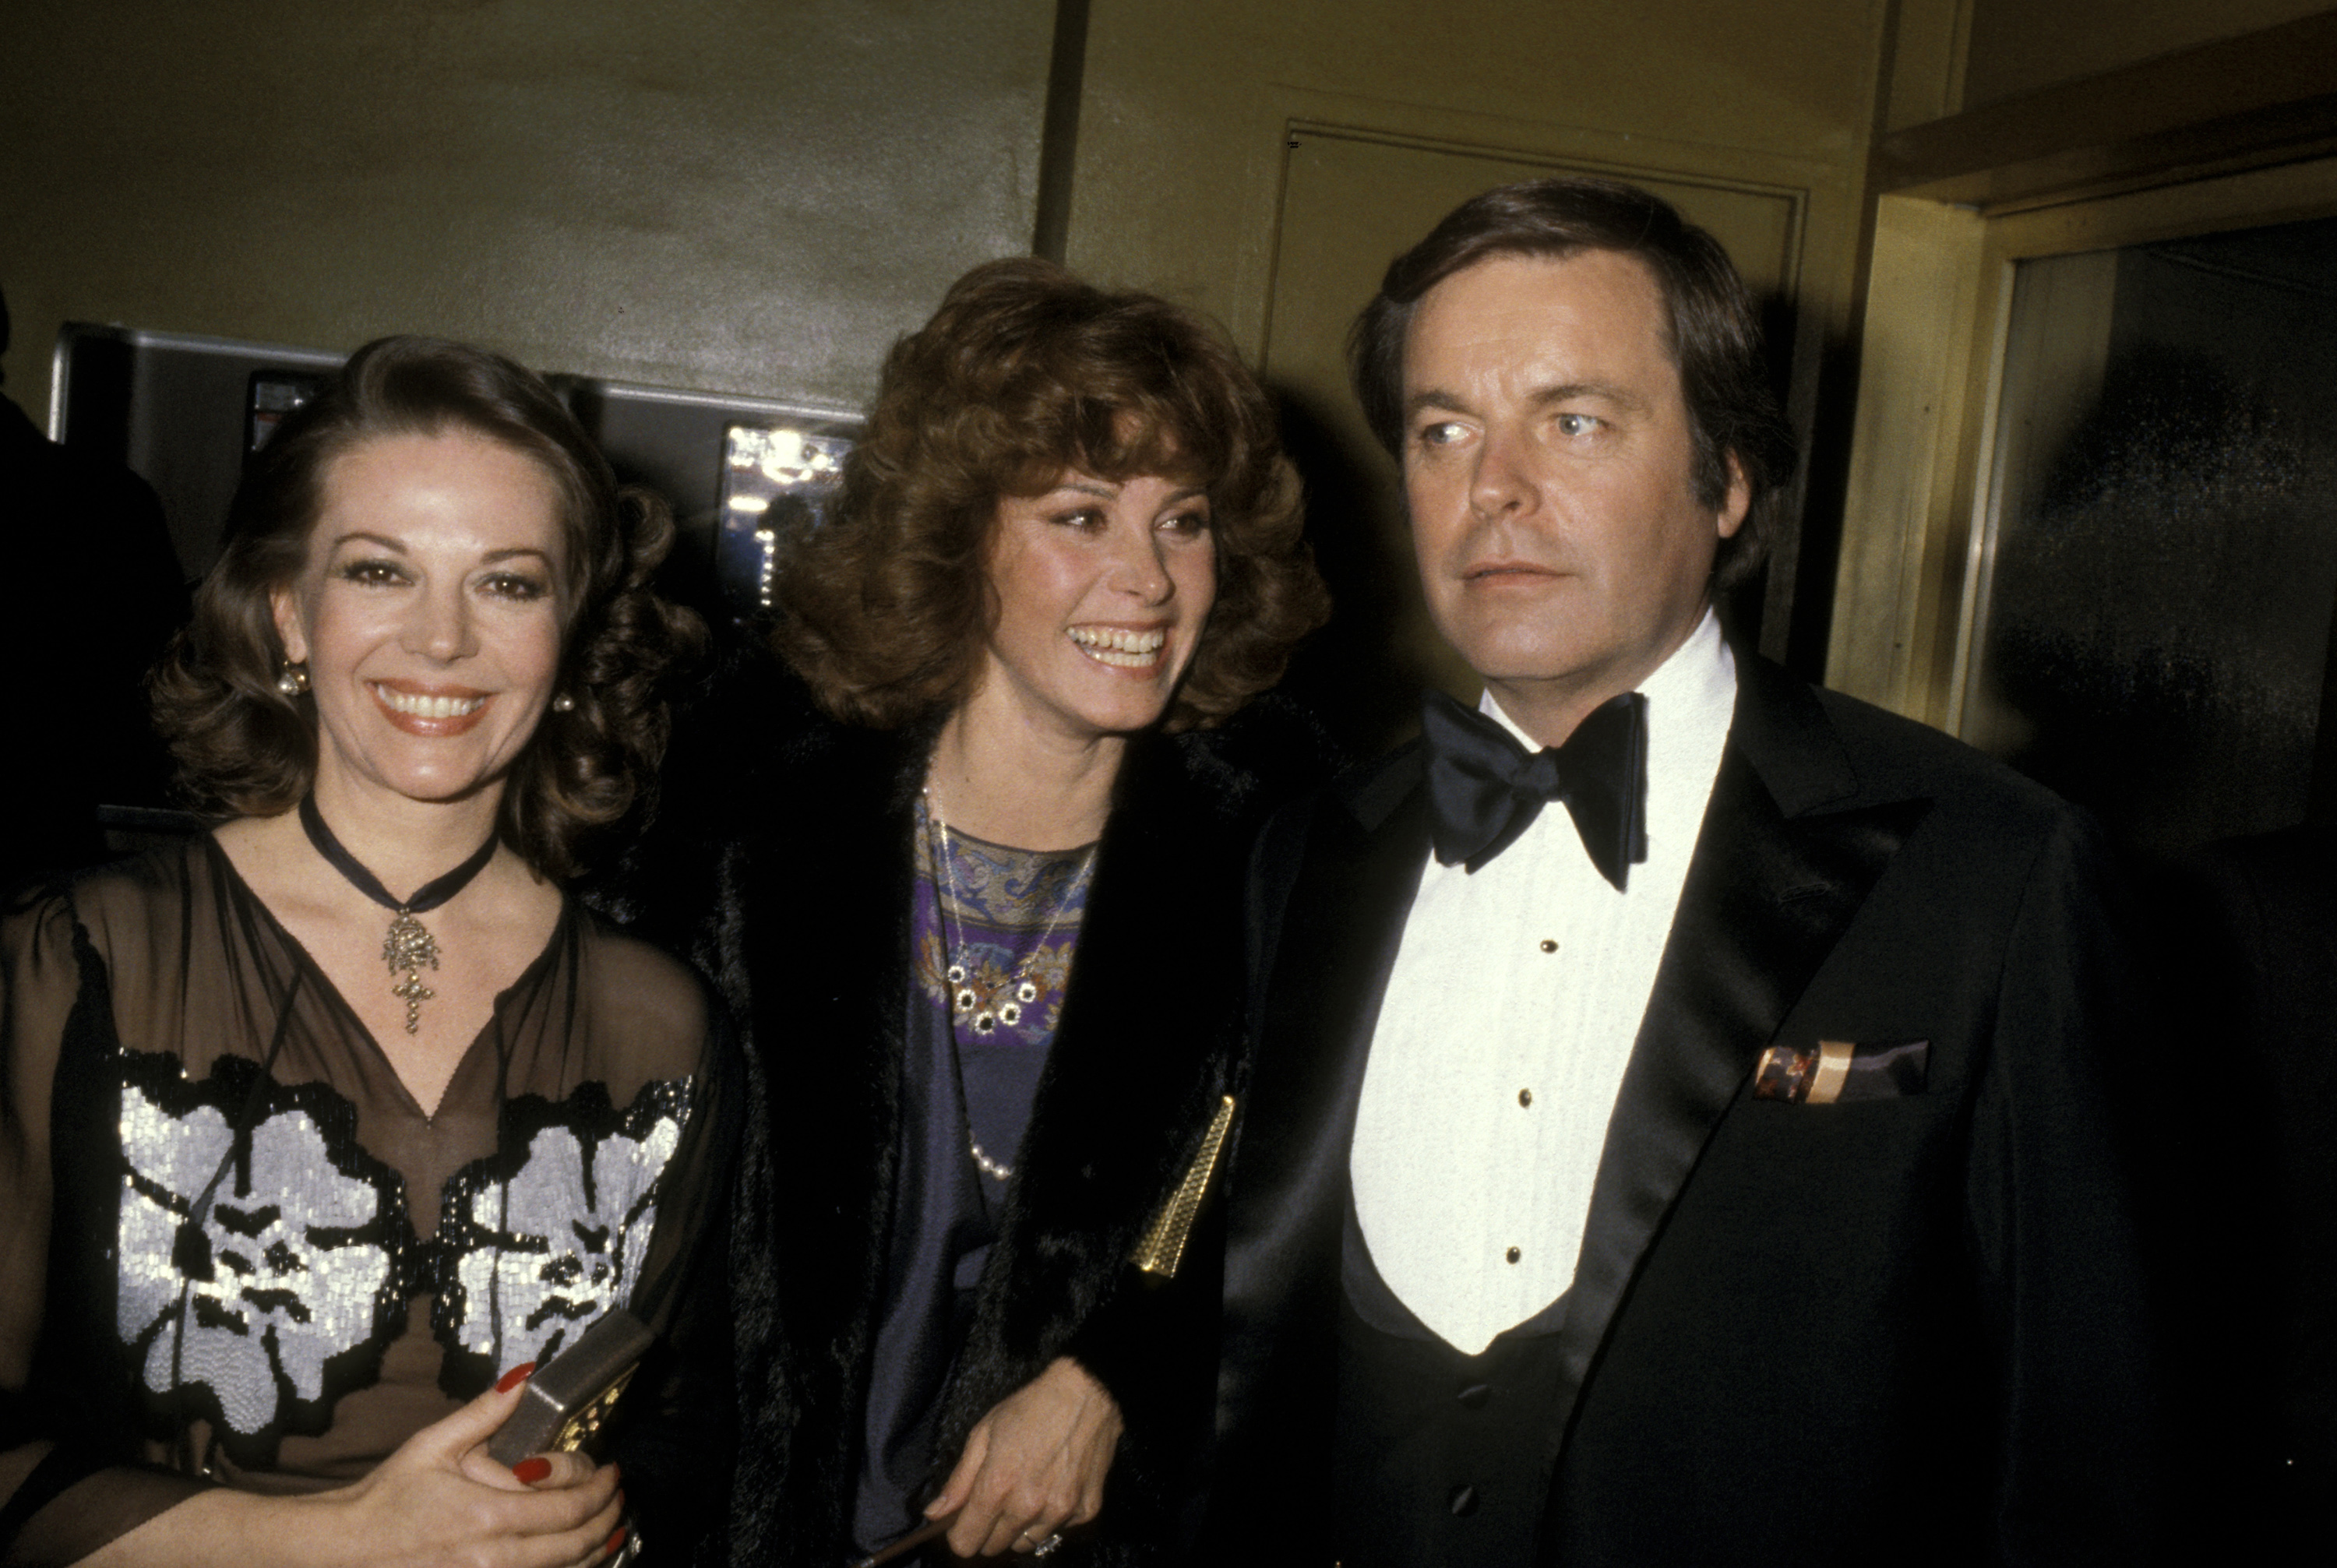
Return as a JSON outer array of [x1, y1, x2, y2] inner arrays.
[[924, 791, 1095, 1182]]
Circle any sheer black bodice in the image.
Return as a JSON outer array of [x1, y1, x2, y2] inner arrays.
[[0, 837, 731, 1565]]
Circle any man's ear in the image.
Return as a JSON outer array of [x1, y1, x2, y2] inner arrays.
[[271, 583, 309, 666], [1715, 452, 1751, 541]]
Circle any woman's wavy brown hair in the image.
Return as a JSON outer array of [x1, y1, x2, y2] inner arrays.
[[775, 257, 1327, 731], [150, 335, 704, 880]]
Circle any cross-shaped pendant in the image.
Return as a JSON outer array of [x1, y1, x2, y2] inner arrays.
[[383, 910, 441, 1034], [393, 967, 436, 1034]]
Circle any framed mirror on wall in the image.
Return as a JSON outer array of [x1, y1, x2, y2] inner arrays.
[[49, 323, 860, 627]]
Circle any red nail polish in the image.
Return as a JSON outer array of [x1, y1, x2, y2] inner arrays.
[[510, 1457, 552, 1484], [605, 1526, 628, 1556], [495, 1361, 537, 1393]]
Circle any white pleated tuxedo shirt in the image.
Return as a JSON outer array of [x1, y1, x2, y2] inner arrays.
[[1349, 611, 1737, 1355]]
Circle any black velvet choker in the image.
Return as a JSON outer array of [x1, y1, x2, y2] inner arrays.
[[297, 794, 499, 1034]]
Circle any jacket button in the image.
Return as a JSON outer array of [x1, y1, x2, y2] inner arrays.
[[1448, 1483, 1479, 1515], [1456, 1382, 1491, 1408]]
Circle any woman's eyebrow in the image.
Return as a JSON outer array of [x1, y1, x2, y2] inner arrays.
[[328, 530, 407, 554]]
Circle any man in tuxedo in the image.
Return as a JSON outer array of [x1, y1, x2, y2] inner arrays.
[[1204, 178, 2157, 1565]]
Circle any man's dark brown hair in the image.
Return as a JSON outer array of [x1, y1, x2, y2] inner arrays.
[[1348, 175, 1798, 592]]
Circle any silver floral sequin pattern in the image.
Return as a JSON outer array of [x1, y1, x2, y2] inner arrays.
[[109, 1052, 695, 1457], [115, 1060, 404, 1451], [435, 1079, 693, 1374]]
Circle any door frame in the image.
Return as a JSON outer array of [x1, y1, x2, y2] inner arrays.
[[1827, 154, 2337, 731]]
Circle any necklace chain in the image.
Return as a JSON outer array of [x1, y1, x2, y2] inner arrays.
[[923, 790, 1095, 1182]]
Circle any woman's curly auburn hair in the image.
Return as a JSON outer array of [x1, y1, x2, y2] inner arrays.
[[150, 335, 704, 881], [775, 257, 1328, 732]]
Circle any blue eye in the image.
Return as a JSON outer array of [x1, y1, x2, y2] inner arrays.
[[1554, 412, 1601, 437], [1416, 421, 1467, 448]]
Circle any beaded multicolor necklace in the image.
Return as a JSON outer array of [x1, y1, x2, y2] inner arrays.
[[922, 791, 1095, 1182]]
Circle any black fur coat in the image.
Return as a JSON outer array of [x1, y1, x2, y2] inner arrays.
[[596, 650, 1336, 1566]]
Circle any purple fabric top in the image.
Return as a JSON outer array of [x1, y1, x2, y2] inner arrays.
[[851, 802, 1097, 1551]]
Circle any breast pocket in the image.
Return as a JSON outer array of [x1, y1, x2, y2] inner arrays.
[[1750, 1038, 1928, 1104]]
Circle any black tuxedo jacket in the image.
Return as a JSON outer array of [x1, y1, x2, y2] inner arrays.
[[1206, 655, 2160, 1566], [2159, 825, 2337, 1560]]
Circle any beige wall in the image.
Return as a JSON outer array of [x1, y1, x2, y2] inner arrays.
[[0, 0, 1055, 418], [1061, 0, 1894, 354], [17, 0, 2300, 706], [1960, 0, 2333, 109]]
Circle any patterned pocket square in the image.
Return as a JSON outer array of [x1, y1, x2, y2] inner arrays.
[[1752, 1038, 1929, 1105]]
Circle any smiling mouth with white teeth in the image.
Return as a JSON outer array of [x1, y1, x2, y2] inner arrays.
[[369, 682, 488, 718], [1068, 625, 1168, 668]]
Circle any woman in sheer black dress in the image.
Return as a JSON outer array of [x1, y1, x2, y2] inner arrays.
[[0, 337, 727, 1568]]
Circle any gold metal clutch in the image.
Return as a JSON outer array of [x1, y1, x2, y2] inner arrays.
[[1130, 1094, 1237, 1277]]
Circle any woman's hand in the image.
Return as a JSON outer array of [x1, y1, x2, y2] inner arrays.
[[319, 1366, 627, 1568], [87, 1369, 627, 1568], [924, 1357, 1124, 1557]]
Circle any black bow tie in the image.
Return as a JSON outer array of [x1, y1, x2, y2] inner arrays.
[[1420, 688, 1649, 888]]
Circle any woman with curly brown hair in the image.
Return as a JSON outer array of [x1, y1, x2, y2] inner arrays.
[[607, 258, 1331, 1565], [0, 337, 731, 1568]]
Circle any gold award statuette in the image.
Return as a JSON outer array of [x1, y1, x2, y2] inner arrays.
[[1130, 1094, 1237, 1278]]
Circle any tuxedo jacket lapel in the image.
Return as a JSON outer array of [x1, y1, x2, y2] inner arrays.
[[1546, 661, 1933, 1449]]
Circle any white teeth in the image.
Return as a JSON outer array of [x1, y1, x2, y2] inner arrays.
[[372, 684, 485, 718], [1068, 626, 1166, 667]]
